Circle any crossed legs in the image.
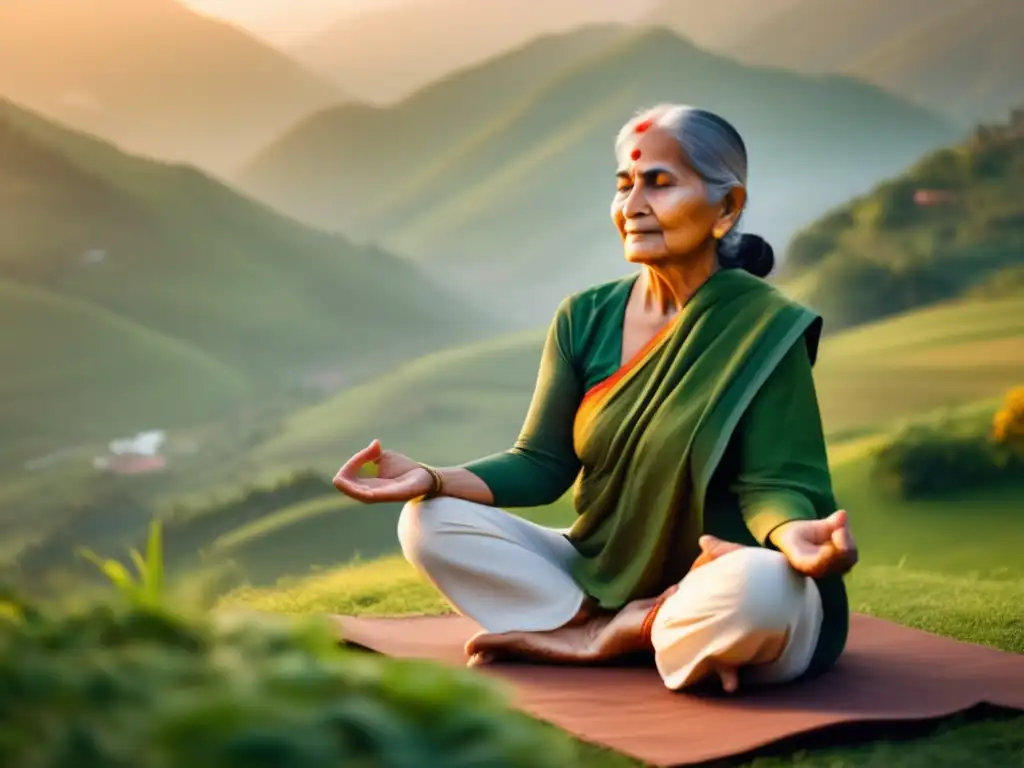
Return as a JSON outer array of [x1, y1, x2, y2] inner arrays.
[[398, 497, 822, 691]]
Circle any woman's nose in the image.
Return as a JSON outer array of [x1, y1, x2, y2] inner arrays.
[[622, 185, 649, 218]]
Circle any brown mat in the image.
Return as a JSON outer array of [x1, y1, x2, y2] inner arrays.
[[333, 613, 1024, 767]]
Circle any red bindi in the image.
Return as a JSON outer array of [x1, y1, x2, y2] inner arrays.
[[634, 119, 653, 133], [630, 148, 642, 161]]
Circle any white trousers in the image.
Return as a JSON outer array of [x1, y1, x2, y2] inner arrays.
[[398, 497, 823, 691]]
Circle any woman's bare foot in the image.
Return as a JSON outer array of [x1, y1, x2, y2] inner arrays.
[[464, 535, 749, 690], [465, 595, 660, 666]]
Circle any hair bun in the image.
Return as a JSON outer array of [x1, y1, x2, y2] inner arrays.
[[736, 233, 774, 278]]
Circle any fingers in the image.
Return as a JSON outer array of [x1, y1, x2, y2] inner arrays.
[[828, 509, 859, 573], [333, 440, 384, 496], [332, 474, 377, 502]]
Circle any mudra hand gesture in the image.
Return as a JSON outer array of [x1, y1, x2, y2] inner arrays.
[[702, 509, 858, 579], [332, 439, 431, 503]]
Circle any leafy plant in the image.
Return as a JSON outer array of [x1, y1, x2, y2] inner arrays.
[[0, 519, 573, 767], [78, 518, 165, 607]]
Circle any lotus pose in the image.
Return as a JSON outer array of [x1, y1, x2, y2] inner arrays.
[[333, 104, 858, 693]]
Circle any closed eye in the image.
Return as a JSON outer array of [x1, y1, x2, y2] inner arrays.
[[615, 168, 675, 193]]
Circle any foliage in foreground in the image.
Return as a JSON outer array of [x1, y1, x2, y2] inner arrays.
[[0, 521, 572, 768], [0, 597, 573, 768]]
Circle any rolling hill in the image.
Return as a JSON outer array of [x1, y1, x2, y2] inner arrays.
[[0, 98, 486, 468], [171, 293, 1024, 588], [779, 123, 1024, 328], [240, 27, 956, 326], [11, 289, 1022, 591], [721, 0, 1022, 124], [247, 292, 1024, 477], [288, 0, 655, 102], [0, 0, 344, 173]]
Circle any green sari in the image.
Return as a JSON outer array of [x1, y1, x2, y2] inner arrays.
[[464, 268, 849, 677]]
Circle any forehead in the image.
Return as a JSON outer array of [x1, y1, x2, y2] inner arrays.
[[616, 125, 688, 171]]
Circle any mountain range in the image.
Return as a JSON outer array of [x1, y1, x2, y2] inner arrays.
[[705, 0, 1023, 124], [0, 0, 344, 173], [238, 27, 958, 325], [288, 0, 1023, 123], [0, 98, 483, 467], [288, 0, 657, 102]]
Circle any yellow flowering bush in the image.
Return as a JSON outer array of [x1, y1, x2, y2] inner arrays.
[[992, 386, 1024, 447]]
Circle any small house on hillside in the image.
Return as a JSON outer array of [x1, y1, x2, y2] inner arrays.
[[93, 429, 168, 475], [914, 189, 957, 206]]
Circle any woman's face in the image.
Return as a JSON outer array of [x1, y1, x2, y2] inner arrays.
[[610, 125, 741, 265]]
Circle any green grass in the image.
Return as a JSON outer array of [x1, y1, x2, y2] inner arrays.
[[206, 494, 405, 588], [221, 556, 1024, 767]]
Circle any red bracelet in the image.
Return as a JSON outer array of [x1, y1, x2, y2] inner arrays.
[[641, 593, 671, 647]]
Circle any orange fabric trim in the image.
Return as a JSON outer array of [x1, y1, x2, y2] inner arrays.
[[580, 319, 676, 408]]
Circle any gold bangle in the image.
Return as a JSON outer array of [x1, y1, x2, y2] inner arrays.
[[420, 464, 444, 499]]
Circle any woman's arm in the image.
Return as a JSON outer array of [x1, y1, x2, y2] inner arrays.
[[445, 296, 584, 508], [729, 338, 836, 548]]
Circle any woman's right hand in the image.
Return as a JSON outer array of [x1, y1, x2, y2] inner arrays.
[[332, 439, 433, 503]]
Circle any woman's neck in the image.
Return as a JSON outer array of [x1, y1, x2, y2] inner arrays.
[[639, 252, 719, 316]]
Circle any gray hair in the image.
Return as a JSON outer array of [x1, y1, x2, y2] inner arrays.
[[615, 104, 749, 266]]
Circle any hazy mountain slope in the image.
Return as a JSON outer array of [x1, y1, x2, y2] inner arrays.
[[289, 0, 656, 102], [242, 29, 956, 324], [0, 0, 343, 173], [0, 99, 484, 464], [730, 0, 977, 74], [849, 0, 1024, 124], [781, 125, 1024, 329], [239, 27, 629, 227], [723, 0, 1022, 123], [641, 0, 803, 50]]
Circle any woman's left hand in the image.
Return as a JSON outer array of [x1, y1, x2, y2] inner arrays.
[[770, 510, 858, 579]]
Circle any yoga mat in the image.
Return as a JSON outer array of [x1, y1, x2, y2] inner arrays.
[[334, 613, 1024, 767]]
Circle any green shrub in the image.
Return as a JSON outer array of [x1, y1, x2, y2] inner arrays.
[[0, 524, 574, 768], [871, 422, 1024, 499], [0, 599, 573, 768]]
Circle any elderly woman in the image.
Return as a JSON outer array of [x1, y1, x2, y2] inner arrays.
[[333, 103, 857, 693]]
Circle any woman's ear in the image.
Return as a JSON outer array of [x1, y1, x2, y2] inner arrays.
[[714, 187, 747, 239]]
